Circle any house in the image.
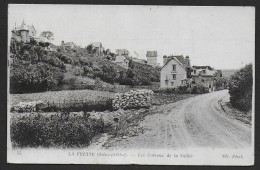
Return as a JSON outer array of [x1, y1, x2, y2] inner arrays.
[[12, 20, 52, 44], [115, 55, 129, 69], [116, 49, 129, 56], [90, 42, 103, 55], [191, 66, 217, 77], [191, 66, 222, 92], [61, 41, 76, 49], [146, 51, 159, 66], [160, 55, 192, 88], [11, 20, 36, 43]]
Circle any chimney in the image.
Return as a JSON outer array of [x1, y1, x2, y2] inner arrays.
[[185, 56, 191, 67], [163, 55, 168, 65], [61, 41, 65, 50]]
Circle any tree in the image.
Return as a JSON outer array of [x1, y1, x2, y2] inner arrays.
[[229, 64, 252, 111], [86, 44, 93, 53], [40, 31, 54, 41]]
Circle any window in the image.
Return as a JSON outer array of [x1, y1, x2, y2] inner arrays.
[[165, 75, 169, 85], [172, 64, 176, 71], [171, 82, 174, 86], [172, 74, 176, 80], [203, 70, 206, 74], [194, 70, 196, 74]]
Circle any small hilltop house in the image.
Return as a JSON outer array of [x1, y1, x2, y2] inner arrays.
[[61, 41, 76, 49], [116, 49, 129, 56], [115, 55, 129, 69], [90, 42, 104, 55], [146, 51, 160, 67]]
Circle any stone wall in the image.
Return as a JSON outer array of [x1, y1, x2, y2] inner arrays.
[[112, 90, 154, 110]]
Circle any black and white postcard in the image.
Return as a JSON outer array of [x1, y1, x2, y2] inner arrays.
[[7, 4, 255, 165]]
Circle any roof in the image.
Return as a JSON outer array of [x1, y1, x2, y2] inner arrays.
[[115, 55, 127, 63], [92, 42, 102, 48], [64, 42, 75, 46], [14, 20, 29, 31], [173, 55, 186, 66], [161, 57, 187, 70], [146, 51, 157, 57], [192, 65, 214, 70]]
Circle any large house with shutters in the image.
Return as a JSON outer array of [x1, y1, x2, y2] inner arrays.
[[160, 55, 192, 88]]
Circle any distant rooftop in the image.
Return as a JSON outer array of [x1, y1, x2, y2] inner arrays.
[[146, 51, 157, 57]]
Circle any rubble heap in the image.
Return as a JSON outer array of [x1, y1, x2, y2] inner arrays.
[[112, 89, 154, 110], [13, 101, 45, 112]]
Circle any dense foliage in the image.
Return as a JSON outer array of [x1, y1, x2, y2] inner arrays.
[[154, 84, 209, 94], [10, 40, 65, 93], [11, 113, 104, 148], [229, 64, 252, 111], [9, 39, 161, 93], [213, 77, 228, 90]]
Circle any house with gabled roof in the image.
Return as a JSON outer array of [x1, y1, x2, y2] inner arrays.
[[146, 51, 160, 66], [160, 55, 192, 88], [115, 55, 129, 69], [90, 42, 104, 55]]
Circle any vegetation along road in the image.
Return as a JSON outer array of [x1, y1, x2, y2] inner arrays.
[[105, 90, 251, 149]]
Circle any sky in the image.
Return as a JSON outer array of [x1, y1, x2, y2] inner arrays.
[[8, 5, 255, 69]]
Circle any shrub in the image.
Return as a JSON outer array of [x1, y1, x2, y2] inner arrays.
[[229, 64, 252, 111], [213, 77, 228, 90], [10, 113, 104, 148], [10, 62, 64, 94], [191, 84, 209, 94], [40, 99, 113, 112], [153, 88, 176, 94]]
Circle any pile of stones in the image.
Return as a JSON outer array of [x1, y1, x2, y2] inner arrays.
[[112, 89, 154, 110], [12, 101, 45, 112]]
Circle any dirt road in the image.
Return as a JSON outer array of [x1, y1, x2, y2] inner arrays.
[[105, 90, 252, 149]]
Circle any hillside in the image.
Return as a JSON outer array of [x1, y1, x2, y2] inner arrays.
[[9, 39, 160, 94]]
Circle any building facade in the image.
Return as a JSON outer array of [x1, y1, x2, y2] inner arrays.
[[160, 57, 188, 88], [61, 41, 76, 49], [116, 49, 129, 56], [146, 51, 159, 66], [90, 42, 103, 55], [115, 55, 129, 69]]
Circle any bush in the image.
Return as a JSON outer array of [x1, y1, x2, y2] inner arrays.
[[153, 88, 176, 94], [229, 64, 252, 111], [40, 99, 113, 112], [10, 113, 104, 148], [190, 84, 209, 94], [214, 77, 228, 91], [10, 62, 64, 94]]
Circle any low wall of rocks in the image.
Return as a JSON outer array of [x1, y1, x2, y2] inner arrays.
[[12, 101, 45, 112], [112, 89, 154, 110]]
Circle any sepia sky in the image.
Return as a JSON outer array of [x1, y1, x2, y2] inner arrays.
[[8, 5, 255, 69]]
